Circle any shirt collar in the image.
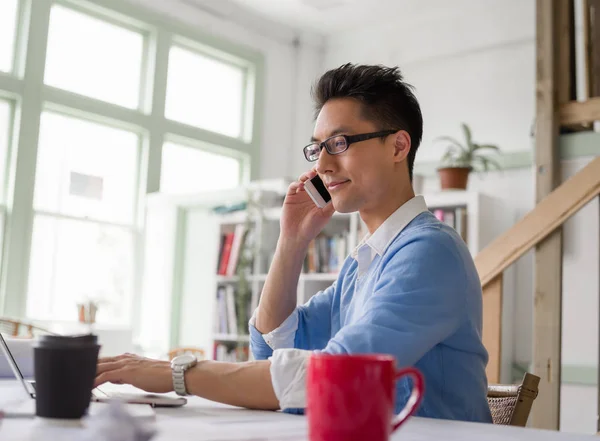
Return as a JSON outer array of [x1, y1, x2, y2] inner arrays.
[[351, 196, 429, 268]]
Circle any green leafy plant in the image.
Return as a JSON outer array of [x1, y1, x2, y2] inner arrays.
[[234, 191, 263, 338], [437, 123, 501, 172]]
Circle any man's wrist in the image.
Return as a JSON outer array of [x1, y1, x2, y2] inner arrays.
[[183, 360, 209, 396], [163, 362, 175, 392], [276, 237, 310, 255]]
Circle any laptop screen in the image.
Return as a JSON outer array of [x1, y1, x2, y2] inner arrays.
[[0, 331, 33, 394]]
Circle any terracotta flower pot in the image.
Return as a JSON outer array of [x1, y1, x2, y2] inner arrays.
[[437, 167, 471, 190]]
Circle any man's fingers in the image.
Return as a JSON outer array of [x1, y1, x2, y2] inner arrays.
[[297, 169, 317, 184], [287, 182, 301, 195], [98, 356, 120, 364], [94, 372, 108, 387], [94, 370, 125, 388], [97, 353, 135, 364], [289, 169, 320, 196], [322, 202, 336, 217], [96, 360, 127, 375]]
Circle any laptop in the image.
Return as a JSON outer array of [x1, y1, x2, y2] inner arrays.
[[0, 331, 187, 408]]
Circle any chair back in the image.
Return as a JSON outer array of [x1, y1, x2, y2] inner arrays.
[[0, 318, 57, 338], [168, 346, 206, 361], [487, 372, 540, 426]]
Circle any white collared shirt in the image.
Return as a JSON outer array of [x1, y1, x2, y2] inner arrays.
[[351, 195, 429, 277]]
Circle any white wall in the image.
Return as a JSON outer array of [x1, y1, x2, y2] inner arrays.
[[319, 0, 536, 168], [561, 384, 598, 434]]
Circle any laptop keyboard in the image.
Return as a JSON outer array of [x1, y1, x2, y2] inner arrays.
[[29, 381, 107, 400]]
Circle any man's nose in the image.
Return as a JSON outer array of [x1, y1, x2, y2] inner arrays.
[[315, 147, 334, 174]]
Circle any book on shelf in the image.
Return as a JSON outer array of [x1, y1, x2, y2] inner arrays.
[[216, 224, 250, 276], [432, 206, 468, 243], [214, 285, 253, 340], [213, 342, 249, 362], [214, 286, 228, 334], [226, 224, 248, 276], [217, 233, 234, 275], [303, 233, 349, 274]]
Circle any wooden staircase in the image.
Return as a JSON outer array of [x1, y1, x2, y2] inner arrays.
[[477, 156, 600, 384], [481, 0, 600, 430]]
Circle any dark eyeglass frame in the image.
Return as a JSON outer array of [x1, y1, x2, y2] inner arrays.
[[303, 130, 398, 162]]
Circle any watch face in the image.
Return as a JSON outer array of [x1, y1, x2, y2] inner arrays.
[[172, 354, 196, 367]]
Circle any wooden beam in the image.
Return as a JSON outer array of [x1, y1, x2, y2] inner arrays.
[[531, 0, 566, 430], [560, 96, 600, 126], [557, 0, 576, 102], [591, 0, 600, 97], [597, 196, 600, 434], [482, 274, 502, 384], [475, 156, 600, 288], [532, 231, 563, 430], [583, 0, 592, 98], [560, 0, 590, 130]]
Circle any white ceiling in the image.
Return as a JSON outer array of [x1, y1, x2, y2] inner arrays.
[[189, 0, 418, 36]]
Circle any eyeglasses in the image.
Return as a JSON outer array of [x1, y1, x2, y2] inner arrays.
[[303, 130, 398, 162]]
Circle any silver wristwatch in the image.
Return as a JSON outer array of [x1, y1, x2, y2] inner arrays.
[[171, 354, 197, 396]]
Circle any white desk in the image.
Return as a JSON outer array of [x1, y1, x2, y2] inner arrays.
[[0, 380, 596, 441]]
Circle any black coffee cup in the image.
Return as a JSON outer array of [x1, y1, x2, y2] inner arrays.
[[33, 334, 100, 419]]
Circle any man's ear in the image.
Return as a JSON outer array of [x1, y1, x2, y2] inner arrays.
[[393, 131, 411, 162]]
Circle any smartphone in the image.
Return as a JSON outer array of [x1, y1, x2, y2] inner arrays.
[[304, 174, 332, 208]]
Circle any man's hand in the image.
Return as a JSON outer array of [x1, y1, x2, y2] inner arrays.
[[280, 169, 335, 246], [95, 353, 173, 393]]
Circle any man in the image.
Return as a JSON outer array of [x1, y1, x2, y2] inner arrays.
[[96, 63, 493, 423]]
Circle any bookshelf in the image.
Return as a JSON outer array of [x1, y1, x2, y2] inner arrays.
[[422, 190, 503, 256], [139, 184, 513, 379]]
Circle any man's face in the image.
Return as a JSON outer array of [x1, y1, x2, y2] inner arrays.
[[311, 98, 400, 214]]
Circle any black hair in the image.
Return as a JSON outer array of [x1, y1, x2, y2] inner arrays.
[[312, 63, 423, 180]]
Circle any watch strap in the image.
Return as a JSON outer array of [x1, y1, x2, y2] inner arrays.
[[172, 366, 187, 396]]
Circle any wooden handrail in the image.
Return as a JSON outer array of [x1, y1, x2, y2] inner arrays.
[[560, 97, 600, 126], [475, 156, 600, 288]]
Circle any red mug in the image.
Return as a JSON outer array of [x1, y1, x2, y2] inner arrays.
[[306, 353, 424, 441]]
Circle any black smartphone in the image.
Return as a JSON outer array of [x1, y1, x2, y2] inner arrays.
[[304, 174, 332, 208]]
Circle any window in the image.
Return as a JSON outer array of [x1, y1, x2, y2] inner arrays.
[[27, 112, 139, 325], [0, 0, 261, 342], [34, 112, 139, 224], [0, 0, 19, 73], [166, 46, 245, 138], [0, 100, 11, 196], [0, 100, 12, 269], [45, 5, 144, 108], [160, 141, 241, 195]]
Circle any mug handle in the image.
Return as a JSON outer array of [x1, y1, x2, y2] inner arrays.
[[391, 367, 425, 433]]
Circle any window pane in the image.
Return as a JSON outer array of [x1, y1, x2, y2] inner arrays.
[[160, 142, 240, 195], [34, 112, 139, 224], [27, 215, 134, 325], [0, 0, 19, 72], [0, 101, 10, 202], [166, 46, 244, 137], [45, 5, 144, 108]]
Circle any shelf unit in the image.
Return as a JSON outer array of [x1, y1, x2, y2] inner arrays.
[[213, 333, 250, 342], [139, 184, 513, 378]]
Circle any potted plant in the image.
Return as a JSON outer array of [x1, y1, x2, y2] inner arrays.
[[234, 192, 263, 345], [436, 123, 501, 190]]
